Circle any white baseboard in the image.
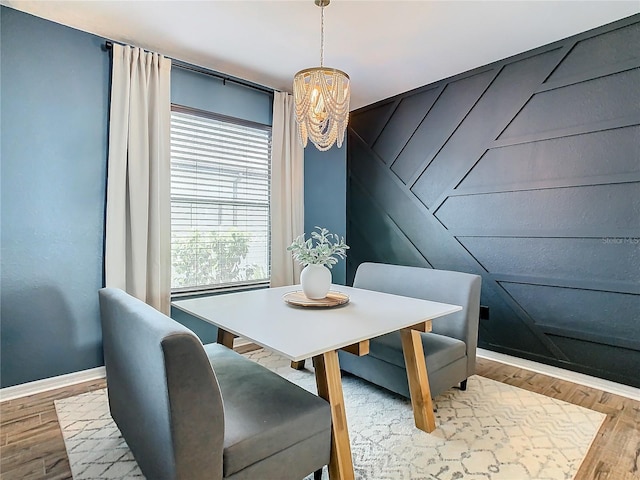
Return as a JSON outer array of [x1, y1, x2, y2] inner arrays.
[[0, 340, 251, 402], [2, 348, 638, 403], [478, 348, 640, 401], [0, 367, 106, 403]]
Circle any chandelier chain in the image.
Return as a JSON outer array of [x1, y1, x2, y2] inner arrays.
[[320, 4, 325, 67]]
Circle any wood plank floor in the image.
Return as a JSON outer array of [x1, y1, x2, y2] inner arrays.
[[1, 355, 638, 480]]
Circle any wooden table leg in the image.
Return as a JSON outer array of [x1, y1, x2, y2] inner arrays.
[[291, 359, 306, 370], [400, 328, 436, 433], [313, 351, 355, 480], [216, 328, 236, 349]]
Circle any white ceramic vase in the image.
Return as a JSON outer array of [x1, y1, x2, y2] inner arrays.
[[300, 264, 332, 299]]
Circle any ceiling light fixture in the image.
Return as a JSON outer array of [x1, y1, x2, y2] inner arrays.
[[294, 0, 350, 151]]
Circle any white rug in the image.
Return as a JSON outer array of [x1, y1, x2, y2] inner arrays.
[[55, 349, 605, 480]]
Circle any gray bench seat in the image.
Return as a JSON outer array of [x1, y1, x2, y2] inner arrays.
[[99, 287, 331, 480], [368, 331, 466, 372], [205, 343, 330, 478], [339, 263, 481, 399]]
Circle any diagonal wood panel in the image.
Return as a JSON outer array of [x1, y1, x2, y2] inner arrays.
[[346, 14, 640, 388], [348, 131, 564, 360], [373, 87, 441, 165], [412, 47, 567, 210], [392, 69, 496, 186]]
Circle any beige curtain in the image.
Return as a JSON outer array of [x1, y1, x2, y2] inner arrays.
[[104, 44, 172, 313], [270, 92, 304, 287]]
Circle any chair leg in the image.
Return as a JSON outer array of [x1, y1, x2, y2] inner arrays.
[[460, 379, 468, 391], [313, 467, 323, 480]]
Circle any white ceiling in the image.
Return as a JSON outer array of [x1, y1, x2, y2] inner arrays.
[[3, 0, 639, 110]]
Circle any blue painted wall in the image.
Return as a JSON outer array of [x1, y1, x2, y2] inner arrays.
[[346, 16, 640, 387], [304, 144, 348, 285], [1, 7, 110, 387], [0, 7, 297, 387], [171, 67, 272, 126]]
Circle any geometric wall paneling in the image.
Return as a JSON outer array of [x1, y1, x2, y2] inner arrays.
[[457, 126, 640, 193], [411, 48, 566, 210], [349, 99, 398, 147], [499, 282, 640, 350], [348, 178, 432, 269], [349, 132, 561, 360], [372, 87, 440, 165], [500, 68, 640, 140], [544, 335, 640, 387], [436, 182, 640, 237], [546, 22, 640, 84], [391, 70, 495, 185], [350, 134, 477, 273], [346, 14, 640, 387], [457, 237, 640, 295], [343, 221, 376, 284], [473, 295, 567, 361]]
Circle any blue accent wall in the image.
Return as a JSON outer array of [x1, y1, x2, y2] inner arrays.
[[171, 68, 272, 126], [0, 6, 344, 387], [1, 7, 110, 387], [304, 144, 348, 285], [346, 15, 640, 388]]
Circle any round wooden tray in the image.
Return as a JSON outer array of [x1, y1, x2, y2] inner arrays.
[[283, 290, 350, 308]]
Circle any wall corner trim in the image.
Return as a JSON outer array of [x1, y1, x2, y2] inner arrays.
[[478, 348, 640, 401], [0, 367, 106, 402]]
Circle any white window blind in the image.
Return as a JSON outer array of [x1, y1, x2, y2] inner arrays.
[[170, 106, 272, 292]]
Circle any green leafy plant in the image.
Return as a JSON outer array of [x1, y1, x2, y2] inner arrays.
[[287, 226, 349, 269], [171, 229, 264, 288]]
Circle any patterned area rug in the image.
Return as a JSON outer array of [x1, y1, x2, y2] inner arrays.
[[55, 349, 605, 479]]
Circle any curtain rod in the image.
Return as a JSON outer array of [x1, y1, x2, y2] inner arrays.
[[103, 41, 275, 96]]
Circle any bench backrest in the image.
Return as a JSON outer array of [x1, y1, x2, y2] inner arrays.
[[99, 288, 224, 480], [353, 263, 481, 374]]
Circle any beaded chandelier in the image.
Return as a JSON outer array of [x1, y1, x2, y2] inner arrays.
[[294, 0, 350, 151]]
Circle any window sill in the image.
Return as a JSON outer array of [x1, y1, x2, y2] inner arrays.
[[170, 281, 270, 299]]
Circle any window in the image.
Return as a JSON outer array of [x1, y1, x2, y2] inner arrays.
[[170, 105, 272, 293]]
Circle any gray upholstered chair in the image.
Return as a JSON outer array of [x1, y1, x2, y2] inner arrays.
[[339, 263, 481, 399], [99, 288, 331, 480]]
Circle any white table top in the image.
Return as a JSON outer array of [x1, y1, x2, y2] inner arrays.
[[172, 285, 462, 362]]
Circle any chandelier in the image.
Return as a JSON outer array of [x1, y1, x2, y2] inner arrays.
[[294, 0, 350, 151]]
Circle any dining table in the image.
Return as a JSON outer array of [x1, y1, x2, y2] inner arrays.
[[172, 284, 462, 480]]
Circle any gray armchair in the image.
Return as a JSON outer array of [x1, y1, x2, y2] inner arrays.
[[339, 263, 481, 398], [99, 288, 331, 480]]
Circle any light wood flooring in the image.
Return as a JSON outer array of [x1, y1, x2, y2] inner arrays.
[[1, 353, 639, 480]]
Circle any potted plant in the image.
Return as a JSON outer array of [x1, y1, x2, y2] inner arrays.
[[287, 226, 349, 299]]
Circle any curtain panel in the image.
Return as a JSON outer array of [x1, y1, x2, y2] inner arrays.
[[270, 92, 304, 287], [105, 44, 172, 313]]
